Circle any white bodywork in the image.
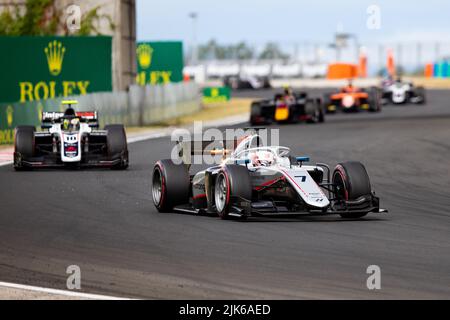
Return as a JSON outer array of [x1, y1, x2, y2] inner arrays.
[[48, 118, 92, 163], [222, 134, 330, 209], [228, 74, 267, 89], [342, 95, 355, 108], [385, 82, 411, 104], [244, 75, 266, 89]]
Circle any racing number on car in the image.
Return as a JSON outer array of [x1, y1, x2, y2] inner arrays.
[[294, 175, 307, 182]]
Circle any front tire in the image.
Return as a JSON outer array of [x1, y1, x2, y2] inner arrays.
[[415, 86, 426, 104], [14, 125, 35, 171], [306, 101, 321, 124], [308, 106, 320, 123], [105, 124, 129, 170], [214, 165, 252, 219], [333, 161, 372, 219], [250, 102, 262, 126], [318, 105, 325, 123]]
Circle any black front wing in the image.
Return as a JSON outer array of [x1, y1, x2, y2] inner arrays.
[[14, 150, 127, 169], [174, 194, 387, 219]]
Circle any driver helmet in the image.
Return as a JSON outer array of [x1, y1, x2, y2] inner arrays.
[[283, 85, 293, 97], [62, 118, 80, 131], [250, 150, 275, 167], [281, 86, 295, 105], [63, 119, 70, 131], [343, 79, 354, 92]]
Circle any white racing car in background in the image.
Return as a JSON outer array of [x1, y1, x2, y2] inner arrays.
[[151, 129, 387, 219], [223, 74, 271, 90], [381, 77, 426, 105], [14, 100, 129, 170]]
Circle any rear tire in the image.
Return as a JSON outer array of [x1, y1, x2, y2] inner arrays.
[[306, 101, 320, 124], [333, 161, 372, 219], [250, 102, 262, 126], [415, 86, 426, 104], [214, 165, 252, 219], [152, 160, 190, 212], [368, 87, 381, 112], [318, 101, 325, 123], [14, 126, 35, 171], [105, 124, 128, 170]]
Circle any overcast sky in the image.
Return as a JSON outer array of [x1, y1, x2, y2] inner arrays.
[[137, 0, 450, 69], [137, 0, 450, 45]]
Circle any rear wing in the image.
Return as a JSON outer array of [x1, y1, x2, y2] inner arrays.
[[252, 100, 276, 109], [41, 111, 99, 129], [175, 139, 239, 164]]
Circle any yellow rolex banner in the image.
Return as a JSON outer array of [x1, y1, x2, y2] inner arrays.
[[0, 36, 112, 104], [136, 41, 183, 85]]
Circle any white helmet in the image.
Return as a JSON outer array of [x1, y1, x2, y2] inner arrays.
[[250, 150, 275, 167]]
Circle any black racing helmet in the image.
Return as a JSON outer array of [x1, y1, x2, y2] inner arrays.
[[64, 107, 76, 116]]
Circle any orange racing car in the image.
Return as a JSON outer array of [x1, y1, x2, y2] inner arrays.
[[323, 81, 381, 113]]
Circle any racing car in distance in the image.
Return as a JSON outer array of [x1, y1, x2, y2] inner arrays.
[[223, 74, 271, 90], [151, 130, 387, 220], [323, 81, 381, 113], [250, 88, 325, 125], [381, 77, 426, 105], [14, 100, 129, 170]]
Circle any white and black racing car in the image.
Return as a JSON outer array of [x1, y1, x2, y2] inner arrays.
[[14, 100, 129, 170], [381, 78, 426, 105], [223, 75, 271, 90], [151, 130, 386, 219]]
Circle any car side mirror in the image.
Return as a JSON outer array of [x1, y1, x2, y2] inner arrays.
[[294, 156, 310, 167]]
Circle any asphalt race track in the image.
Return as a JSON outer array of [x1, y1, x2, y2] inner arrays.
[[0, 89, 449, 299]]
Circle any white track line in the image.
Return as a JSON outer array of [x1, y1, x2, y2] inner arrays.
[[127, 131, 170, 144], [0, 155, 13, 167], [0, 281, 131, 300]]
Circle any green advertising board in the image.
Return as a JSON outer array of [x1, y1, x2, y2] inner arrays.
[[0, 36, 112, 104], [202, 87, 231, 103], [0, 100, 42, 144], [136, 41, 184, 85]]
